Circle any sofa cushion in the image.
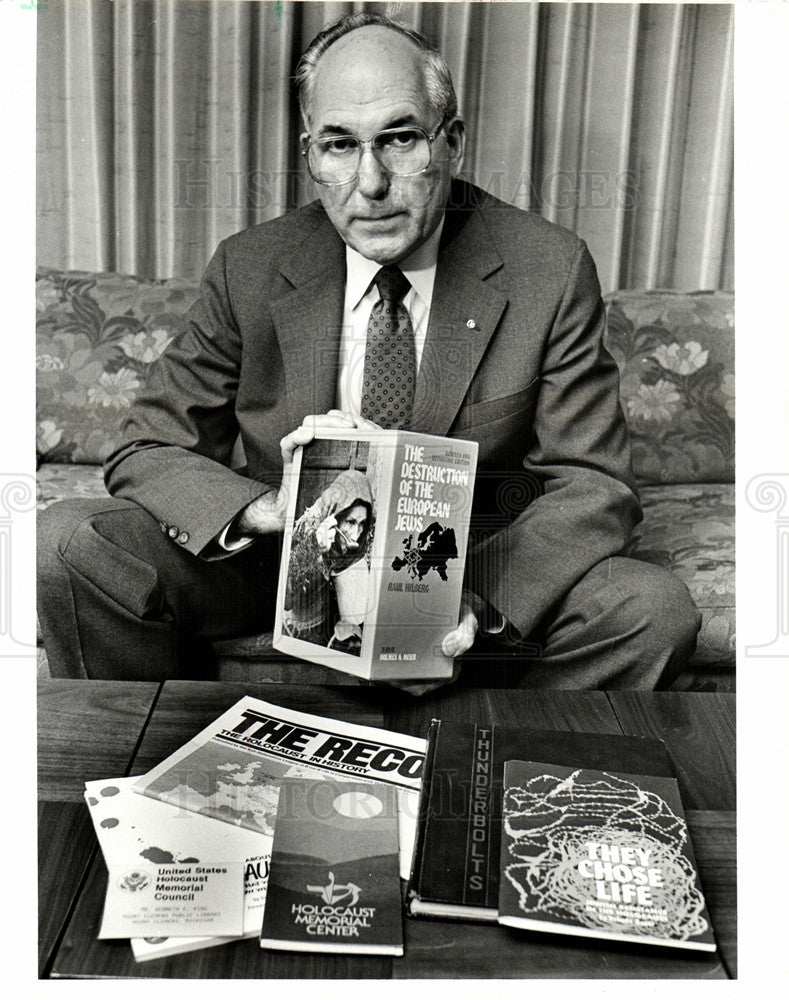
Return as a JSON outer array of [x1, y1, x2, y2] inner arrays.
[[36, 462, 109, 510], [36, 268, 199, 465], [630, 483, 734, 667], [604, 291, 734, 485]]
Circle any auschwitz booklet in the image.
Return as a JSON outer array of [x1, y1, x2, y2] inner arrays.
[[85, 776, 270, 959], [274, 430, 478, 681], [132, 695, 426, 879], [260, 779, 403, 955], [407, 721, 677, 922], [498, 760, 715, 951]]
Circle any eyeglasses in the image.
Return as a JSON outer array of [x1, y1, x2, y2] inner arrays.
[[300, 122, 447, 187]]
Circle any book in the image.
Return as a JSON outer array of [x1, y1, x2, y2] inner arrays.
[[273, 429, 478, 681], [132, 695, 426, 880], [406, 720, 678, 922], [497, 759, 715, 951], [259, 779, 403, 955]]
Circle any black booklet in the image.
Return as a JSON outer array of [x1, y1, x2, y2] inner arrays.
[[260, 779, 403, 955], [406, 720, 678, 922]]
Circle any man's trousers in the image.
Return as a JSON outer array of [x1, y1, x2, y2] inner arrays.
[[38, 498, 701, 689]]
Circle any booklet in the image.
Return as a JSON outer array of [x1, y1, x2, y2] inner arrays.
[[260, 779, 403, 955], [274, 430, 478, 680], [85, 776, 270, 956], [132, 695, 426, 879], [497, 760, 715, 951], [131, 854, 270, 962]]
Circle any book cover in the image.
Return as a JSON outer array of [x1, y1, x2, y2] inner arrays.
[[84, 776, 270, 959], [498, 760, 715, 951], [273, 429, 478, 680], [132, 695, 426, 880], [406, 721, 677, 922], [259, 779, 403, 955]]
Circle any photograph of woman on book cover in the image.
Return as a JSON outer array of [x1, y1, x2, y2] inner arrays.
[[283, 468, 374, 655]]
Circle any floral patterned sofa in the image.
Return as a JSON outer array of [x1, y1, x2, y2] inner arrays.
[[36, 269, 735, 688]]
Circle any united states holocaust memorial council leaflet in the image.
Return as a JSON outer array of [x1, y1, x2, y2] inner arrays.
[[85, 776, 270, 960]]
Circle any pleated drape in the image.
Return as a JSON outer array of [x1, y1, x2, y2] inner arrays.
[[37, 0, 734, 293]]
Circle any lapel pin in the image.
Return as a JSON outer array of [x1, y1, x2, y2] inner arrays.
[[466, 319, 478, 330]]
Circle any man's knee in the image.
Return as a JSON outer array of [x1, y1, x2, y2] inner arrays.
[[38, 499, 163, 615], [39, 499, 110, 580], [39, 498, 134, 565], [608, 557, 701, 656]]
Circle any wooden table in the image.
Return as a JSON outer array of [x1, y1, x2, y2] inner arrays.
[[38, 679, 736, 980]]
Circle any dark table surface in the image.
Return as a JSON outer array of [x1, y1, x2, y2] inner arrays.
[[38, 679, 736, 980]]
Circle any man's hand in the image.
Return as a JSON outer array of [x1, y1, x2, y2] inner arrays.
[[234, 411, 377, 536], [441, 593, 480, 658], [385, 594, 479, 697]]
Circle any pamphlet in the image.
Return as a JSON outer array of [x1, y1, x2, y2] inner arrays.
[[98, 859, 244, 939], [260, 779, 403, 955], [85, 776, 270, 958]]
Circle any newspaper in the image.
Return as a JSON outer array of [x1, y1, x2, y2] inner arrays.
[[133, 695, 426, 880]]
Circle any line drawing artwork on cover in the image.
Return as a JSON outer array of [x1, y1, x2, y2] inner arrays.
[[501, 767, 710, 944]]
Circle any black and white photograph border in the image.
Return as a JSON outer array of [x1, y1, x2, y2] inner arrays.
[[1, 1, 787, 997]]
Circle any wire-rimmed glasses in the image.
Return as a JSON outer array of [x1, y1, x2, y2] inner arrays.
[[301, 121, 447, 186]]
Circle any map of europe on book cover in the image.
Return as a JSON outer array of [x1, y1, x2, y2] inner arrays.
[[498, 760, 715, 951], [274, 430, 477, 681]]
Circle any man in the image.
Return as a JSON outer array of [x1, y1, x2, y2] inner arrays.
[[38, 12, 700, 687]]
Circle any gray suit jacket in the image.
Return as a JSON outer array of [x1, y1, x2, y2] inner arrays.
[[105, 180, 640, 638]]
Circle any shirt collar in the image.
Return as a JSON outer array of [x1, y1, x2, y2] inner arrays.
[[345, 218, 444, 312]]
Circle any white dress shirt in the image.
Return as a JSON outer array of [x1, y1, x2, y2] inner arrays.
[[219, 222, 443, 551]]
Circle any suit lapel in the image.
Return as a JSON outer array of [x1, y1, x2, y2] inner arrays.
[[411, 197, 507, 434], [270, 186, 507, 435], [270, 212, 346, 428]]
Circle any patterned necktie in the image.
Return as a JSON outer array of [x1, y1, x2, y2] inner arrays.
[[360, 265, 416, 429]]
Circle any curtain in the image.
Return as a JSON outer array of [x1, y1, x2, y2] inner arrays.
[[37, 0, 734, 293]]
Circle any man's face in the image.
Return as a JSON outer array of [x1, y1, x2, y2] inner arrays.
[[307, 27, 464, 264], [336, 503, 368, 551]]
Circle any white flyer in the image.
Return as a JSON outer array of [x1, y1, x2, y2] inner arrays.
[[98, 860, 244, 939], [85, 777, 270, 958]]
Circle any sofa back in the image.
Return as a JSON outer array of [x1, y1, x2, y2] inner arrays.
[[36, 268, 199, 466], [36, 269, 734, 485], [604, 290, 734, 485]]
